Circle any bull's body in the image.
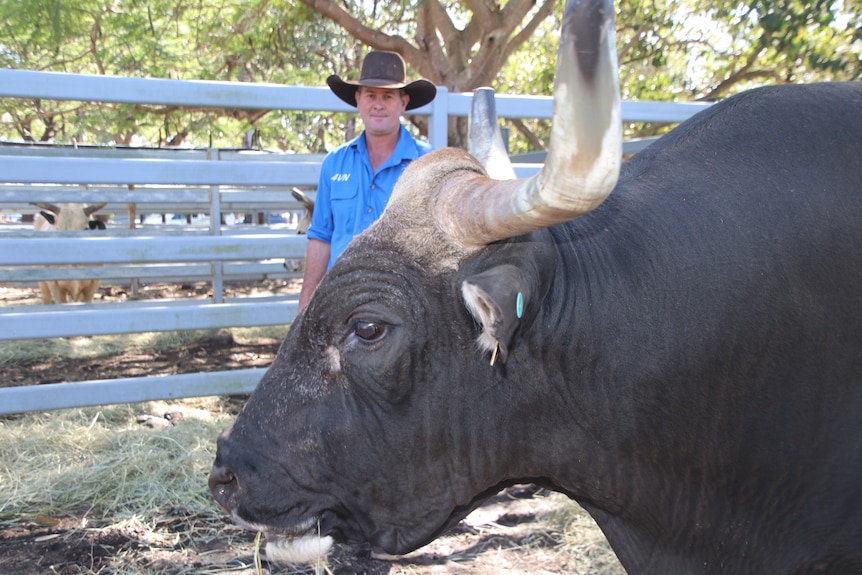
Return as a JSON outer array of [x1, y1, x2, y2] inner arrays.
[[524, 81, 862, 571], [210, 8, 862, 571]]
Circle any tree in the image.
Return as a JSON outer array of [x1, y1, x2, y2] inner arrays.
[[508, 0, 860, 149], [686, 0, 861, 99], [0, 0, 858, 152], [0, 0, 559, 148], [0, 0, 359, 150], [294, 0, 557, 145]]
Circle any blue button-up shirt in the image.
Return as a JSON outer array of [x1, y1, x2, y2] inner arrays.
[[307, 125, 432, 268]]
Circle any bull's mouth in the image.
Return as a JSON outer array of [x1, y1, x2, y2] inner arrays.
[[232, 515, 334, 565], [264, 527, 333, 565]]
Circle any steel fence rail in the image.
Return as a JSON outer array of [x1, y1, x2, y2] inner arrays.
[[0, 69, 711, 414]]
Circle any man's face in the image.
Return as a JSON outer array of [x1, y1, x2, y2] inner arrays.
[[356, 87, 410, 137]]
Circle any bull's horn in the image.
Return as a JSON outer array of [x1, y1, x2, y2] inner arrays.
[[84, 203, 107, 216], [469, 88, 517, 181], [436, 0, 621, 248], [32, 202, 61, 214]]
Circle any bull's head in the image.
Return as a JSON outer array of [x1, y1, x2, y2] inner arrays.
[[210, 0, 621, 564], [33, 202, 107, 230]]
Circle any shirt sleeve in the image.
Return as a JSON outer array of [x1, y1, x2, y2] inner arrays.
[[307, 153, 335, 244]]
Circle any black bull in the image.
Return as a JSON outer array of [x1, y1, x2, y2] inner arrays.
[[210, 5, 862, 575]]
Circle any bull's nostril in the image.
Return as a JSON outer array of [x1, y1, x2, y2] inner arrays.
[[209, 465, 239, 512]]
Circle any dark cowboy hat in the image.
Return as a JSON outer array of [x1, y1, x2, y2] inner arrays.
[[327, 51, 436, 111]]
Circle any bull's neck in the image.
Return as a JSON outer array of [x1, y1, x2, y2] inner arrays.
[[489, 216, 658, 497]]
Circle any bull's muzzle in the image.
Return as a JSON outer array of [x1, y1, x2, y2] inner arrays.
[[208, 463, 240, 514]]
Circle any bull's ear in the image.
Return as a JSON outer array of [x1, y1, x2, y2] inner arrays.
[[461, 264, 532, 365]]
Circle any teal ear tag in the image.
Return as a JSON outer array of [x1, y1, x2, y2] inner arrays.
[[516, 292, 524, 319]]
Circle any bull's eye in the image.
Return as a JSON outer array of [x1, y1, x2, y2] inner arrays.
[[353, 320, 386, 342]]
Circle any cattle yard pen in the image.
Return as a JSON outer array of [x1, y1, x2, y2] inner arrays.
[[0, 69, 710, 414]]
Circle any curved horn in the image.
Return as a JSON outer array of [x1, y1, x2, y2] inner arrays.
[[32, 202, 61, 214], [84, 203, 107, 216], [291, 187, 315, 212], [436, 0, 621, 249], [469, 88, 517, 181]]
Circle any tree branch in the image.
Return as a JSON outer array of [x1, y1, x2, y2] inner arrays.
[[509, 117, 548, 151], [701, 46, 774, 100], [295, 0, 414, 55]]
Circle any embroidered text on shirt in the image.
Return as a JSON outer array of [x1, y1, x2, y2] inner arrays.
[[331, 173, 351, 182]]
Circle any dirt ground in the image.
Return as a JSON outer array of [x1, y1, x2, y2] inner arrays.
[[0, 280, 294, 386], [0, 493, 622, 575], [0, 281, 623, 575]]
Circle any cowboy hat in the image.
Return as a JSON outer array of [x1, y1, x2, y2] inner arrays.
[[327, 51, 436, 111]]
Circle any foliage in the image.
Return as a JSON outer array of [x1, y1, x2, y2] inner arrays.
[[0, 0, 858, 151], [687, 0, 861, 98], [498, 0, 859, 151], [0, 0, 353, 149]]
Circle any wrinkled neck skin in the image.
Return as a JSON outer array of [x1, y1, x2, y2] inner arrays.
[[333, 224, 632, 553], [450, 224, 628, 504], [479, 180, 862, 573]]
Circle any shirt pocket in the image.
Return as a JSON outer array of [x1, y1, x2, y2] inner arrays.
[[331, 182, 358, 201], [330, 181, 358, 231]]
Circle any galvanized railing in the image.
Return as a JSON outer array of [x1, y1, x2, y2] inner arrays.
[[0, 69, 711, 414]]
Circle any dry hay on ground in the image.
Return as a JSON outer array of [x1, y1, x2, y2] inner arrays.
[[0, 401, 623, 575]]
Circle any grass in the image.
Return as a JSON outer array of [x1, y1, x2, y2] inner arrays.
[[0, 325, 290, 365], [542, 496, 626, 573], [0, 395, 624, 574], [0, 398, 233, 518], [0, 310, 287, 518]]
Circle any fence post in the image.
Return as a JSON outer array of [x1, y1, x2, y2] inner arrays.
[[428, 86, 449, 149], [209, 149, 224, 304]]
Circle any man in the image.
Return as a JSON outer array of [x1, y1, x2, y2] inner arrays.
[[298, 51, 436, 310]]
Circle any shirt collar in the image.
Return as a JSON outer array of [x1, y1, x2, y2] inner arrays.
[[352, 125, 419, 170]]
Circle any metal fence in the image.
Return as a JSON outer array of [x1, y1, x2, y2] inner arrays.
[[0, 69, 711, 414]]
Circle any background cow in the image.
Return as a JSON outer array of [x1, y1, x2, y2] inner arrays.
[[33, 202, 107, 304], [210, 0, 862, 572], [290, 187, 314, 235], [283, 187, 315, 273]]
